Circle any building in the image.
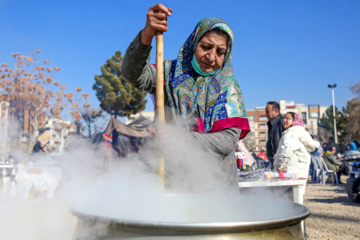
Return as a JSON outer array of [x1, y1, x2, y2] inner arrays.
[[43, 117, 77, 152], [244, 100, 328, 152], [243, 107, 268, 152], [0, 101, 10, 161], [278, 100, 327, 137]]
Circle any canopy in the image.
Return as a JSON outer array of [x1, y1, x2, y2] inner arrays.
[[104, 117, 151, 138], [98, 115, 153, 157]]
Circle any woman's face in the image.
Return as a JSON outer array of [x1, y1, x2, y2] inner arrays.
[[194, 31, 228, 73], [283, 113, 293, 129], [332, 147, 337, 154]]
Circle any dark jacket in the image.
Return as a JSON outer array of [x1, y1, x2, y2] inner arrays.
[[338, 143, 347, 154], [266, 114, 284, 160], [32, 140, 44, 153], [325, 141, 337, 152]]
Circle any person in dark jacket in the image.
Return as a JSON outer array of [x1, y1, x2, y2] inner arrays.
[[338, 140, 347, 154], [265, 101, 284, 170], [32, 131, 51, 154], [325, 136, 337, 153]]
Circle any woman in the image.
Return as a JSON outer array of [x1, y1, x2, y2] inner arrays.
[[121, 3, 250, 186], [273, 112, 320, 179]]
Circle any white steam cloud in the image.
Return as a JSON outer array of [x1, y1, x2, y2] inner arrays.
[[0, 120, 300, 239]]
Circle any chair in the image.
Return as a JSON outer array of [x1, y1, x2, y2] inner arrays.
[[318, 156, 338, 184], [311, 156, 322, 182]]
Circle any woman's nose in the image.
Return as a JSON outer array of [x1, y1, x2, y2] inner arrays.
[[207, 48, 216, 61]]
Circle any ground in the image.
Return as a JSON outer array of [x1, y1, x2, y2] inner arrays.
[[304, 176, 360, 240]]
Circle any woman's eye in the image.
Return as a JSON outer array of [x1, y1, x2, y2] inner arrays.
[[217, 50, 225, 55], [201, 45, 211, 51]]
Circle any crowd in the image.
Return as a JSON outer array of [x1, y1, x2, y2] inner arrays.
[[235, 101, 360, 184], [236, 101, 319, 179], [320, 138, 360, 183]]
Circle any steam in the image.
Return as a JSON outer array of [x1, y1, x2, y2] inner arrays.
[[0, 120, 300, 239]]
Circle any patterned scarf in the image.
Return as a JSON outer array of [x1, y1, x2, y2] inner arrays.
[[163, 17, 250, 139], [292, 113, 304, 127]]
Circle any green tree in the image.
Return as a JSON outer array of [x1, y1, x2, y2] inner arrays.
[[93, 51, 147, 118], [318, 105, 347, 142]]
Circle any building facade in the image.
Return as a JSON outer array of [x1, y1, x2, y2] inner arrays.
[[43, 117, 77, 152]]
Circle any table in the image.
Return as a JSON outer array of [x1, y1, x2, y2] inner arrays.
[[238, 179, 308, 234], [238, 179, 307, 204]]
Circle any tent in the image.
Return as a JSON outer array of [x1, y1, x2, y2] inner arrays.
[[93, 115, 152, 158]]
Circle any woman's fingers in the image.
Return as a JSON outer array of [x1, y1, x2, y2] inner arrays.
[[141, 3, 172, 45], [146, 127, 156, 135], [148, 13, 168, 32], [148, 3, 172, 32], [152, 3, 172, 16]]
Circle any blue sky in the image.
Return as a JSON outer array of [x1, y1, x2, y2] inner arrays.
[[1, 0, 359, 120]]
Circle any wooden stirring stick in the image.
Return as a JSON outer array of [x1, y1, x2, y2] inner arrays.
[[156, 32, 165, 186]]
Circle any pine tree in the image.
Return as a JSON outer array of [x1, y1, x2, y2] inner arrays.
[[93, 51, 147, 118], [318, 105, 347, 142]]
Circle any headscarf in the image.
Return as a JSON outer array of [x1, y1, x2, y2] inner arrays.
[[292, 113, 304, 127], [349, 142, 357, 151], [163, 17, 250, 139], [323, 150, 334, 157]]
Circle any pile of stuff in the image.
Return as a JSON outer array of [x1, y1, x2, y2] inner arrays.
[[262, 171, 299, 180], [238, 170, 301, 182]]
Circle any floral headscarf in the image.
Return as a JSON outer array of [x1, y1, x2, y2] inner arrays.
[[163, 17, 250, 139], [292, 113, 304, 127]]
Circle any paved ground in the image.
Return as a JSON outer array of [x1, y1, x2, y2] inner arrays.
[[304, 176, 360, 240]]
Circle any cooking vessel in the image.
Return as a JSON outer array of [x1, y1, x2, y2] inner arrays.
[[72, 195, 310, 240]]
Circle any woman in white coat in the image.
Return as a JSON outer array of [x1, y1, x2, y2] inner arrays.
[[274, 112, 320, 179]]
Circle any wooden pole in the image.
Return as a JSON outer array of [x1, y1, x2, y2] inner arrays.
[[156, 32, 165, 184]]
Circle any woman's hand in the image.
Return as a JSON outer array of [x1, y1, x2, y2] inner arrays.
[[146, 127, 157, 136], [141, 3, 172, 45]]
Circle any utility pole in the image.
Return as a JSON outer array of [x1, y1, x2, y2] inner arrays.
[[328, 84, 337, 143]]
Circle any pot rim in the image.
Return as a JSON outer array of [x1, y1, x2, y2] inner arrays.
[[72, 203, 310, 235]]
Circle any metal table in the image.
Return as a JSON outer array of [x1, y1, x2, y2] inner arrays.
[[238, 179, 308, 204], [238, 179, 308, 234]]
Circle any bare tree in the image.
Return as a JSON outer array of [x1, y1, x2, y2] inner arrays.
[[345, 81, 360, 141], [0, 50, 85, 153], [81, 108, 108, 139]]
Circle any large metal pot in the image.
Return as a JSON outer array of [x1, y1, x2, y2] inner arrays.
[[72, 198, 310, 240]]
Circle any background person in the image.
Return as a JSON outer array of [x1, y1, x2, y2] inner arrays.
[[257, 147, 269, 169], [273, 112, 320, 179], [344, 142, 360, 156], [325, 136, 337, 153], [265, 101, 284, 170], [338, 140, 347, 154], [32, 131, 51, 154], [121, 3, 250, 187], [323, 150, 344, 183]]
